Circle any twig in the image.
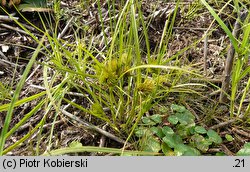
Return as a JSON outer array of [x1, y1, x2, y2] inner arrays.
[[0, 58, 22, 67], [18, 22, 37, 32], [91, 124, 108, 155], [61, 109, 128, 145], [220, 9, 248, 102], [232, 127, 250, 139], [0, 23, 31, 35], [182, 101, 200, 121], [231, 132, 246, 144], [190, 77, 222, 84], [0, 15, 19, 22], [210, 113, 244, 130], [0, 50, 8, 60], [99, 124, 108, 148], [25, 65, 41, 82], [173, 27, 211, 31], [210, 119, 237, 130], [28, 120, 65, 142], [207, 148, 221, 154], [203, 33, 208, 76], [57, 16, 74, 39], [221, 144, 235, 156]]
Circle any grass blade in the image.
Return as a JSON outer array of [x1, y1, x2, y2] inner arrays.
[[0, 35, 46, 155]]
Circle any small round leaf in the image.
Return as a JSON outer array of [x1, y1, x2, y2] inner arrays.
[[168, 115, 178, 124], [207, 129, 222, 144], [163, 134, 175, 148], [150, 127, 164, 138], [150, 114, 162, 124], [236, 143, 250, 156], [225, 134, 234, 142], [142, 137, 161, 152], [162, 126, 174, 135], [194, 126, 207, 134]]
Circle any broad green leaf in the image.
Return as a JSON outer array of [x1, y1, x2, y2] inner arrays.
[[162, 126, 174, 135], [171, 104, 186, 113], [194, 126, 207, 134], [163, 133, 183, 149], [182, 146, 200, 156], [142, 137, 161, 153], [150, 114, 162, 124], [236, 143, 250, 156], [168, 115, 179, 124], [135, 127, 147, 137], [174, 144, 200, 156], [161, 143, 174, 156], [176, 124, 190, 138], [191, 134, 212, 152], [189, 126, 196, 135], [142, 117, 156, 125], [150, 127, 164, 138], [174, 144, 187, 156], [163, 134, 176, 148], [196, 140, 211, 152], [207, 129, 222, 144], [175, 112, 195, 126], [173, 134, 183, 145]]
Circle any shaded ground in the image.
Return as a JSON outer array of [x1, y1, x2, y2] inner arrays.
[[0, 0, 249, 155]]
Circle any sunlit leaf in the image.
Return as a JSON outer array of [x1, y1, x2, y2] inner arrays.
[[207, 129, 222, 144], [168, 115, 178, 124], [69, 141, 83, 148], [142, 137, 161, 153], [150, 127, 164, 138], [150, 114, 162, 124], [194, 126, 207, 134], [225, 134, 234, 142], [162, 126, 174, 135], [236, 143, 250, 156]]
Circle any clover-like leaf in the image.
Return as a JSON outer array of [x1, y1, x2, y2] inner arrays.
[[207, 129, 222, 144], [150, 126, 164, 138], [150, 114, 162, 124], [175, 112, 195, 126], [142, 117, 156, 125], [135, 127, 148, 137], [162, 126, 175, 135], [191, 134, 212, 152], [168, 115, 179, 124], [163, 134, 176, 148], [142, 137, 161, 152], [225, 134, 234, 142], [171, 104, 186, 113], [174, 144, 201, 156], [236, 143, 250, 156], [176, 124, 190, 138], [194, 126, 207, 134], [183, 146, 201, 156], [161, 143, 174, 156]]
